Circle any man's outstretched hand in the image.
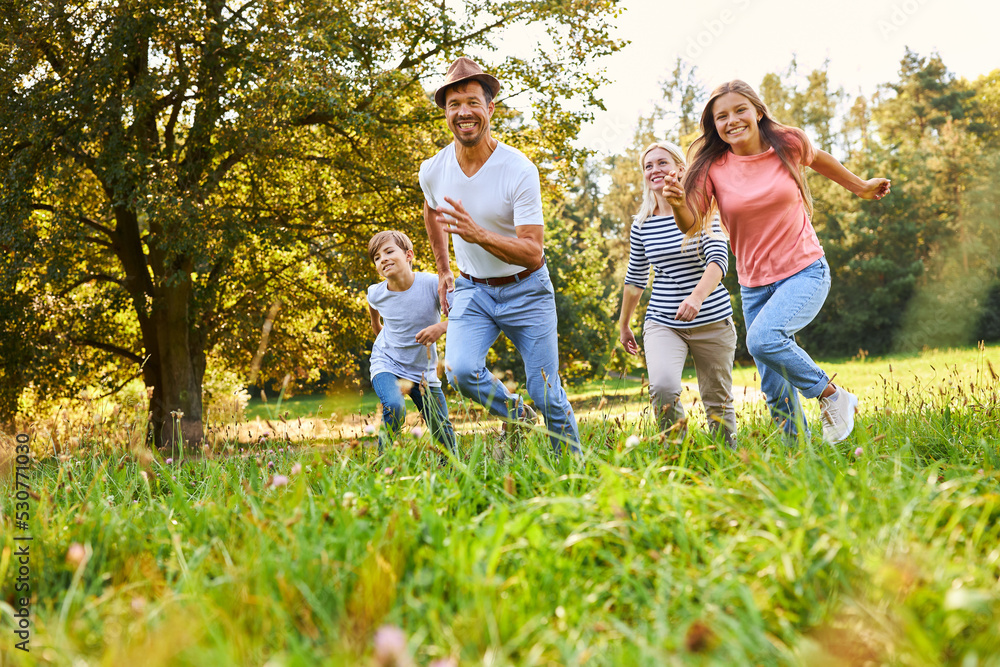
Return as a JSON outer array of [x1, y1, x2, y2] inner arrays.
[[436, 197, 486, 244]]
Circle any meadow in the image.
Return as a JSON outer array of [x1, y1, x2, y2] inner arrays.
[[1, 344, 999, 666]]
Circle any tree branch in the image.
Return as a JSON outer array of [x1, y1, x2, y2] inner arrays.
[[223, 0, 261, 29], [164, 40, 190, 159], [177, 0, 229, 187], [205, 239, 337, 329], [53, 140, 100, 176], [395, 13, 524, 70], [204, 148, 246, 189], [69, 338, 144, 364], [33, 36, 65, 75], [85, 235, 115, 249], [93, 362, 149, 400], [58, 273, 124, 296], [289, 118, 369, 162], [7, 141, 32, 157], [31, 204, 116, 238]]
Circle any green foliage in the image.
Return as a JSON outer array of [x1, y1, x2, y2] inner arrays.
[[976, 280, 1000, 344], [547, 199, 619, 384], [760, 58, 843, 152]]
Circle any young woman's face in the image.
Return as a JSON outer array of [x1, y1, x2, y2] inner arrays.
[[642, 147, 683, 190], [712, 92, 764, 155]]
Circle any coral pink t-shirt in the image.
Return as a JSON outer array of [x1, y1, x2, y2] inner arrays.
[[705, 135, 823, 287]]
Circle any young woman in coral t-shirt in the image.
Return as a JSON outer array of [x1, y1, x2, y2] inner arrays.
[[664, 80, 891, 444]]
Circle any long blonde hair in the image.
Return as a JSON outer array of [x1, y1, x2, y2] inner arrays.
[[634, 141, 687, 228], [683, 80, 814, 239]]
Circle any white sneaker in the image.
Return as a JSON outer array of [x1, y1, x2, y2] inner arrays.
[[819, 387, 859, 444], [500, 401, 536, 448], [517, 403, 538, 424]]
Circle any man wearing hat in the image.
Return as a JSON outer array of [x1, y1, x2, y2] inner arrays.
[[419, 56, 581, 453]]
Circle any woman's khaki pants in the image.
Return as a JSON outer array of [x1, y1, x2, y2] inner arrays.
[[643, 318, 737, 442]]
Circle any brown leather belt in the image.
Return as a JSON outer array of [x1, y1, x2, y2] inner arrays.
[[460, 258, 545, 287]]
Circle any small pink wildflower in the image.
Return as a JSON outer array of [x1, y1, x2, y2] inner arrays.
[[66, 542, 87, 568], [854, 447, 864, 457], [373, 625, 407, 666], [270, 474, 289, 488], [291, 463, 302, 475]]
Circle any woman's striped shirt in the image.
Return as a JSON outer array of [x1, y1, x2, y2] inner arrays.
[[624, 214, 733, 329]]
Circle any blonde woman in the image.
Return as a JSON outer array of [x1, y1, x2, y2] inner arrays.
[[619, 141, 737, 446]]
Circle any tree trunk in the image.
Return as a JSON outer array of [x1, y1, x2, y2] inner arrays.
[[112, 204, 207, 450], [148, 274, 206, 452]]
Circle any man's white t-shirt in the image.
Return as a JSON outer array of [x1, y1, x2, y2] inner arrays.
[[418, 142, 544, 279]]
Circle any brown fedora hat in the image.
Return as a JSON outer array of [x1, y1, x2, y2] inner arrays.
[[434, 57, 501, 109]]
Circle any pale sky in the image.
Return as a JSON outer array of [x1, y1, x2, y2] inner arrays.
[[497, 0, 1000, 156]]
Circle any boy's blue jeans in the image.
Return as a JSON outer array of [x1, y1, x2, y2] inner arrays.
[[444, 265, 580, 453], [371, 372, 456, 454], [741, 257, 832, 437]]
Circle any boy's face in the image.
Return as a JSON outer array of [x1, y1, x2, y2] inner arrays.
[[372, 241, 414, 279]]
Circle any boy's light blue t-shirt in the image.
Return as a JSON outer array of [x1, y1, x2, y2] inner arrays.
[[367, 272, 442, 387]]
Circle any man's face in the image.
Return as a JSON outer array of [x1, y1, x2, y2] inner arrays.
[[444, 82, 494, 148]]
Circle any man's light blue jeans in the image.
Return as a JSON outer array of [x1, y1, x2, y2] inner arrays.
[[445, 265, 580, 453], [741, 257, 832, 437]]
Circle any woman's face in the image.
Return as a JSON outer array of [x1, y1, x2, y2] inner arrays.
[[711, 92, 764, 155], [643, 147, 683, 191]]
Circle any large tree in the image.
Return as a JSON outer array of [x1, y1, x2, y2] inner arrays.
[[0, 0, 622, 444]]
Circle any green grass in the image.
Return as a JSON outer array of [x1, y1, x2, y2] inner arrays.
[[252, 343, 1000, 428], [246, 387, 379, 421], [2, 344, 1000, 666]]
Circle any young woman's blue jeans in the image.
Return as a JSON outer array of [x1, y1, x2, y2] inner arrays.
[[741, 257, 832, 437], [444, 265, 580, 454], [371, 372, 456, 454]]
